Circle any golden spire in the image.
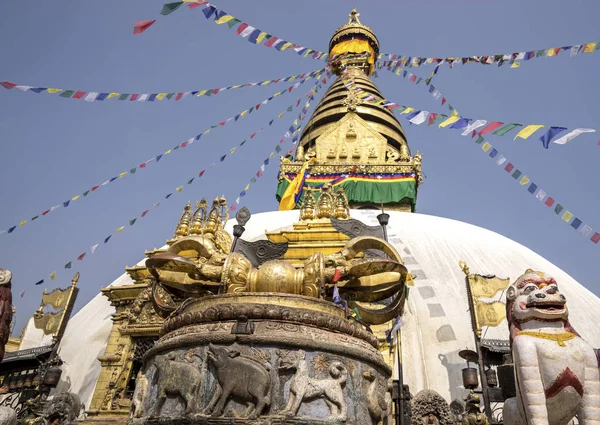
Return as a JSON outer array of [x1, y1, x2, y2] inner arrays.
[[348, 8, 361, 24], [174, 201, 192, 238]]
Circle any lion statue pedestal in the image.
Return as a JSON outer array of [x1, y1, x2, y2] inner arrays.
[[503, 270, 600, 425], [128, 293, 391, 425]]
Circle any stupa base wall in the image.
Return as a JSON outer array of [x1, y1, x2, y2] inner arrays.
[[128, 295, 392, 425]]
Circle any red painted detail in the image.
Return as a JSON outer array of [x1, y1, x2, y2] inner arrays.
[[544, 367, 584, 400]]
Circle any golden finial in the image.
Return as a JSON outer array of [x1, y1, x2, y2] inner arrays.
[[459, 260, 470, 277], [300, 193, 316, 221], [204, 198, 221, 235], [71, 272, 80, 286], [333, 187, 350, 219], [317, 184, 335, 219], [190, 199, 208, 235], [174, 201, 193, 238], [348, 8, 361, 25]]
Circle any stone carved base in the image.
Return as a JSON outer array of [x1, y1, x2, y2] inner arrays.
[[129, 295, 391, 425]]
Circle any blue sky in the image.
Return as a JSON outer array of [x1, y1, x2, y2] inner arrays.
[[1, 0, 599, 334]]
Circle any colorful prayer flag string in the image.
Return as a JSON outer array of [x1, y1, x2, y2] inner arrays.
[[30, 74, 327, 288], [134, 1, 329, 61], [385, 70, 600, 246], [2, 70, 325, 238], [378, 40, 600, 69], [233, 73, 328, 210], [0, 69, 323, 103], [360, 68, 599, 146]]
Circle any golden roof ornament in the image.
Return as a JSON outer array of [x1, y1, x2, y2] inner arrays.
[[174, 201, 192, 238], [342, 91, 363, 112], [348, 8, 361, 25], [333, 187, 350, 219], [190, 198, 208, 235], [299, 193, 316, 221]]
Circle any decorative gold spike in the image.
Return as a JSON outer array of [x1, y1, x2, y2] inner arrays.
[[71, 272, 80, 287], [348, 8, 361, 25], [333, 187, 350, 219], [317, 184, 335, 219], [174, 201, 193, 238], [459, 260, 470, 276], [299, 192, 317, 221], [190, 199, 208, 235]]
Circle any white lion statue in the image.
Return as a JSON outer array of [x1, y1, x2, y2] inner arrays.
[[503, 269, 600, 425]]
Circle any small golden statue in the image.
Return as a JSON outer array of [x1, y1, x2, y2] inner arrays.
[[333, 187, 350, 220], [317, 184, 335, 218], [300, 193, 317, 221]]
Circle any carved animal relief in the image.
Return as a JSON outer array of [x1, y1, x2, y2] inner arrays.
[[281, 350, 348, 422]]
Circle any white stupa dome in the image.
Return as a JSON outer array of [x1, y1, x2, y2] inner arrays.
[[24, 210, 600, 408]]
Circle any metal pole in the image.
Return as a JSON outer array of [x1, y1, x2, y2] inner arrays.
[[463, 271, 493, 421], [396, 330, 405, 425]]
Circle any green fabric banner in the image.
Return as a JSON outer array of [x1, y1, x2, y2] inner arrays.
[[276, 179, 417, 211]]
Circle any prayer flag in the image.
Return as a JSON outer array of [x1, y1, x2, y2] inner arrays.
[[35, 280, 44, 286], [409, 111, 428, 125], [65, 262, 72, 269], [539, 127, 567, 149], [489, 148, 498, 158], [176, 186, 183, 192], [536, 190, 546, 201], [561, 211, 573, 223], [571, 218, 582, 230], [77, 252, 86, 261], [527, 183, 538, 194], [104, 235, 112, 243], [520, 175, 530, 185], [554, 204, 564, 215], [479, 122, 504, 135], [19, 220, 27, 227], [462, 120, 487, 136], [481, 142, 492, 152], [133, 20, 157, 34], [496, 155, 506, 165], [439, 116, 460, 128], [505, 163, 514, 173], [582, 225, 592, 236], [91, 244, 99, 253], [545, 197, 555, 207], [450, 117, 470, 130], [493, 123, 522, 136], [129, 218, 137, 226], [50, 271, 56, 280], [591, 232, 600, 244], [514, 125, 544, 141], [161, 2, 183, 15], [552, 128, 596, 145], [512, 169, 522, 179], [583, 42, 597, 53]]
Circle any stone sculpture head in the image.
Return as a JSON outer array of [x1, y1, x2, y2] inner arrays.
[[506, 269, 577, 342], [207, 343, 239, 368]]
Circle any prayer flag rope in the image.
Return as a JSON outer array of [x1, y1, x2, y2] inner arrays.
[[0, 69, 324, 103], [134, 1, 329, 60], [30, 76, 326, 287], [378, 40, 600, 69], [1, 70, 325, 238], [232, 84, 324, 208], [471, 135, 599, 245], [355, 68, 599, 147], [386, 70, 600, 247]]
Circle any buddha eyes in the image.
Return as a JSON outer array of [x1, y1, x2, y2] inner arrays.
[[525, 285, 536, 293]]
